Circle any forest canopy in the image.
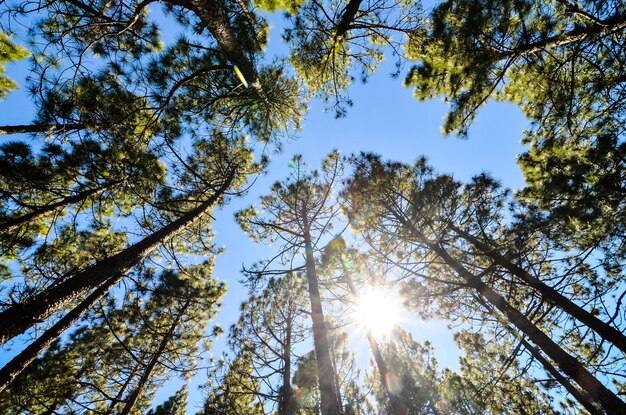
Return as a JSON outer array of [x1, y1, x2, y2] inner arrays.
[[0, 0, 624, 414]]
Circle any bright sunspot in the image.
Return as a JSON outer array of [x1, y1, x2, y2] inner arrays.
[[354, 287, 404, 337]]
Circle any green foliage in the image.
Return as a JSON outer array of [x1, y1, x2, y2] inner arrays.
[[343, 153, 625, 413], [405, 0, 625, 137], [367, 328, 476, 415], [0, 0, 307, 413], [33, 0, 162, 61], [0, 137, 164, 259], [228, 273, 309, 413], [254, 0, 304, 13], [236, 151, 344, 251], [199, 351, 265, 415], [0, 265, 225, 414], [451, 330, 558, 415], [37, 70, 163, 142], [146, 385, 188, 415], [0, 33, 28, 100], [404, 0, 626, 253], [285, 0, 421, 116], [4, 0, 626, 413]]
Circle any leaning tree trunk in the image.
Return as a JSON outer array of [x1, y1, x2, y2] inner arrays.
[[497, 10, 626, 59], [448, 223, 626, 355], [516, 335, 604, 415], [471, 293, 605, 415], [0, 171, 235, 346], [334, 0, 363, 40], [0, 275, 120, 392], [397, 215, 626, 415], [0, 182, 115, 235], [0, 123, 84, 135], [303, 230, 343, 415]]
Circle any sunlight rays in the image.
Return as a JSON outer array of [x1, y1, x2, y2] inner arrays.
[[353, 286, 404, 337]]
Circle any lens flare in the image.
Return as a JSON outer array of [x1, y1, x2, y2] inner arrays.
[[233, 65, 249, 88], [385, 371, 403, 395]]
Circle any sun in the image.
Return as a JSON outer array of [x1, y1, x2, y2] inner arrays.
[[353, 286, 404, 337]]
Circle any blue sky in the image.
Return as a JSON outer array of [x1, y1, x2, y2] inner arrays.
[[0, 7, 530, 412]]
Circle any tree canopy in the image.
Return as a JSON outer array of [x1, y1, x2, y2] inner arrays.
[[1, 0, 626, 413]]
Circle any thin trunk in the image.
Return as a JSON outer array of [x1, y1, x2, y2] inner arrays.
[[303, 231, 343, 415], [0, 171, 235, 346], [449, 223, 626, 355], [397, 215, 626, 415], [367, 335, 410, 415], [343, 274, 407, 415], [0, 183, 113, 235], [0, 123, 84, 135], [0, 275, 119, 392], [279, 315, 295, 415], [118, 301, 190, 415], [473, 294, 605, 415], [103, 363, 141, 415]]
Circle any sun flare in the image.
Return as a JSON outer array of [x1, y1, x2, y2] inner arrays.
[[354, 287, 404, 337]]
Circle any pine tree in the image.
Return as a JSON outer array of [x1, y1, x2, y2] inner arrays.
[[199, 351, 265, 415], [449, 329, 559, 415], [405, 0, 626, 137], [228, 274, 310, 415], [146, 385, 188, 415], [0, 33, 28, 101], [0, 134, 252, 379], [1, 0, 305, 143], [0, 137, 164, 257], [0, 264, 224, 414], [343, 153, 626, 414], [275, 0, 420, 116], [366, 328, 461, 415], [237, 153, 345, 415], [403, 0, 626, 255]]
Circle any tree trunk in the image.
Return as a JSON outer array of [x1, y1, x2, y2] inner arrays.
[[118, 301, 190, 415], [0, 275, 119, 392], [0, 183, 114, 235], [0, 171, 234, 346], [367, 334, 409, 415], [303, 232, 343, 415], [334, 0, 363, 40], [449, 223, 626, 355], [279, 315, 295, 415], [103, 363, 141, 415], [472, 293, 605, 415], [497, 11, 626, 58], [0, 123, 84, 135], [518, 337, 604, 415], [181, 0, 262, 93], [397, 215, 626, 415]]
